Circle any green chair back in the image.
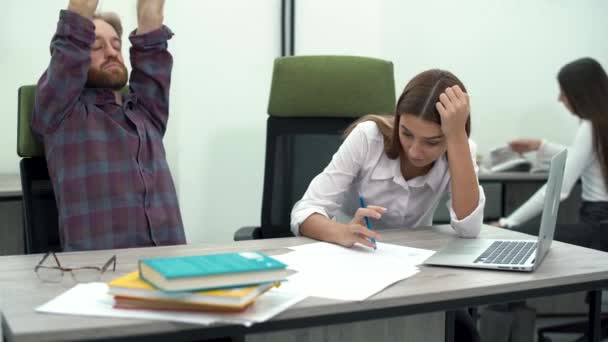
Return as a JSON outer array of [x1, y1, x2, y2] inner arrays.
[[17, 85, 43, 158], [268, 55, 395, 117], [234, 55, 396, 241]]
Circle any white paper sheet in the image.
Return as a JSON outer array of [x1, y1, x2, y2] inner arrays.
[[36, 283, 306, 327], [290, 242, 435, 266], [274, 242, 434, 301]]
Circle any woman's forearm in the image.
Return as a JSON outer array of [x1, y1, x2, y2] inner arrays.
[[299, 214, 343, 244], [447, 133, 480, 219]]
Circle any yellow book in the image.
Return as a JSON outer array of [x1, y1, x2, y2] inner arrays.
[[108, 271, 278, 310]]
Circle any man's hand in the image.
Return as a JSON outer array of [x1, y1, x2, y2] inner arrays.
[[137, 0, 165, 35], [67, 0, 99, 19]]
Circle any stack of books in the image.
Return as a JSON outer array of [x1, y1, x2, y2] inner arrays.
[[108, 251, 294, 312]]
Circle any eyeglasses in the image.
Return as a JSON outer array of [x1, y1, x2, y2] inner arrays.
[[35, 252, 117, 283]]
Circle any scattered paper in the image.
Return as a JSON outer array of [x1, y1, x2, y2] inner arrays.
[[289, 242, 435, 266], [36, 283, 306, 327], [274, 242, 434, 301]]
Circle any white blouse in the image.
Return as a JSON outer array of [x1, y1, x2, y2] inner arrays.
[[503, 120, 608, 227], [290, 121, 485, 237]]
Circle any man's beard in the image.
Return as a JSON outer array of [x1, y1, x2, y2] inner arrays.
[[86, 60, 128, 90]]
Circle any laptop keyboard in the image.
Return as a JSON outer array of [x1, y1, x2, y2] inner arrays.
[[474, 241, 537, 265]]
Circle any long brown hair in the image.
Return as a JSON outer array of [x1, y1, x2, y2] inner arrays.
[[345, 69, 470, 159], [558, 58, 608, 187]]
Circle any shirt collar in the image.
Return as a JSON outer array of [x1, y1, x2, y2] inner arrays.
[[370, 154, 399, 181], [82, 88, 120, 105], [370, 153, 447, 192], [419, 155, 447, 192]]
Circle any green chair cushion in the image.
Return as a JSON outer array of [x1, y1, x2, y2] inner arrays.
[[17, 85, 43, 158], [268, 55, 395, 118], [17, 85, 130, 158]]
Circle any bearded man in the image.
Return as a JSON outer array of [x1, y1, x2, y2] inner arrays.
[[32, 0, 186, 251]]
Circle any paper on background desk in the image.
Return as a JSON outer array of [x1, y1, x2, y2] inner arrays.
[[273, 242, 435, 301], [36, 283, 306, 327]]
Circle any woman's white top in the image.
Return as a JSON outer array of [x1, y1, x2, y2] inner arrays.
[[502, 120, 608, 227], [290, 121, 485, 237]]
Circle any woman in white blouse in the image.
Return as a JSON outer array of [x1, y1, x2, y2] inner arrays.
[[291, 69, 485, 248], [499, 57, 608, 228]]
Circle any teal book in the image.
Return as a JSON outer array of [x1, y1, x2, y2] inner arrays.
[[138, 251, 293, 292]]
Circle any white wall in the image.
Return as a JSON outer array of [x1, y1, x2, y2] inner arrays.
[[1, 0, 279, 244], [168, 1, 279, 243], [297, 0, 608, 158], [2, 0, 608, 244]]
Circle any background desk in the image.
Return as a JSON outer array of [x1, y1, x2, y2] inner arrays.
[[2, 225, 608, 342], [0, 175, 23, 255], [1, 171, 582, 255], [433, 172, 581, 224]]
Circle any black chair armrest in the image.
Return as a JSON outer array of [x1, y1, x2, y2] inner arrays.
[[234, 226, 262, 241]]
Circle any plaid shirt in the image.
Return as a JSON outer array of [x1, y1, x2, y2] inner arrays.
[[32, 10, 186, 251]]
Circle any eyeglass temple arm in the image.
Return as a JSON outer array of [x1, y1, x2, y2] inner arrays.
[[102, 255, 117, 272], [35, 252, 51, 268], [36, 252, 63, 268], [50, 252, 63, 267]]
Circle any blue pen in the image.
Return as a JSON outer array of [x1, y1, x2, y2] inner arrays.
[[358, 196, 377, 249]]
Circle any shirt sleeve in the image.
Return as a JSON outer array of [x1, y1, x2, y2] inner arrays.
[[129, 26, 174, 135], [290, 123, 370, 236], [32, 10, 94, 135], [502, 121, 592, 227], [446, 139, 485, 238], [532, 139, 566, 171]]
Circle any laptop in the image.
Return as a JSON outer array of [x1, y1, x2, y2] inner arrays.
[[424, 148, 567, 272]]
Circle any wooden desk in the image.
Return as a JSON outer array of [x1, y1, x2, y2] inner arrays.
[[2, 225, 608, 342], [0, 175, 23, 256]]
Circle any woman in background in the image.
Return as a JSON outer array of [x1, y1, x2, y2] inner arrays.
[[499, 57, 608, 228], [485, 57, 608, 342]]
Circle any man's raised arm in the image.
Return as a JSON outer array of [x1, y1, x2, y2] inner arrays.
[[67, 0, 98, 19], [136, 0, 165, 35], [129, 0, 173, 135], [32, 0, 98, 135]]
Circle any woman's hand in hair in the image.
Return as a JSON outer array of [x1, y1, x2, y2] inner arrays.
[[436, 85, 470, 139], [508, 139, 542, 153]]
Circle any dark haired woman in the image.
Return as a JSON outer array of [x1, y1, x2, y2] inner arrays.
[[499, 57, 608, 228]]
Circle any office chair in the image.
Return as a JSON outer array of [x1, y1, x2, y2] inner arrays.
[[232, 55, 396, 241], [231, 56, 481, 341], [17, 85, 61, 254]]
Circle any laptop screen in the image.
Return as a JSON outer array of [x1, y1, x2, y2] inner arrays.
[[534, 148, 568, 267]]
